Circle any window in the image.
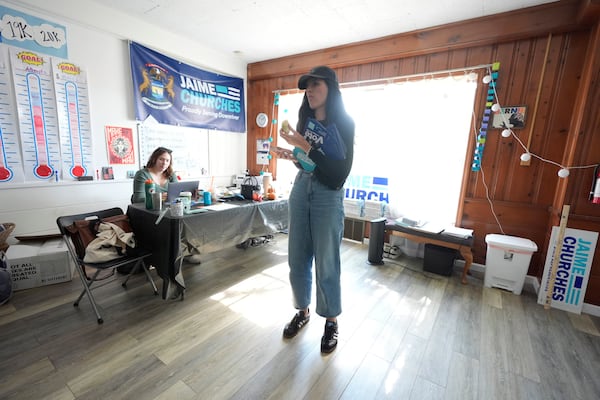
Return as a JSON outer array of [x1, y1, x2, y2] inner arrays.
[[276, 75, 477, 225]]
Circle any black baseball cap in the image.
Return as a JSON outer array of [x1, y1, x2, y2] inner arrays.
[[298, 66, 338, 90]]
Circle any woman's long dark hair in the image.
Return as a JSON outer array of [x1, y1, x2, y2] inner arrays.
[[296, 78, 349, 132], [145, 147, 174, 178]]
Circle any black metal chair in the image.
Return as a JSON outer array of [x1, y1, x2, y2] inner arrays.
[[56, 207, 158, 323]]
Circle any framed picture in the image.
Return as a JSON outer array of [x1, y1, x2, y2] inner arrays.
[[492, 105, 527, 129], [105, 126, 135, 164]]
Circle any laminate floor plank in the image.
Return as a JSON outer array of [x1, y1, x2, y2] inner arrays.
[[374, 333, 428, 399], [152, 380, 196, 400], [339, 352, 390, 400], [409, 375, 445, 400], [478, 303, 514, 400], [0, 357, 57, 399], [501, 292, 541, 383], [443, 351, 479, 400], [407, 278, 447, 340], [266, 336, 332, 400], [568, 312, 600, 336], [304, 317, 385, 400], [450, 278, 482, 360], [523, 296, 585, 400], [417, 288, 461, 388], [1, 234, 600, 400]]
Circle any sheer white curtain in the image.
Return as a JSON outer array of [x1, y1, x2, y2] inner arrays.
[[276, 76, 477, 225]]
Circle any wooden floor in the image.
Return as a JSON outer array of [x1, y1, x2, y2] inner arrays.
[[1, 234, 600, 400]]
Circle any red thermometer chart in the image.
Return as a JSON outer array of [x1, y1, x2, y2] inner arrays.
[[27, 73, 54, 179], [53, 60, 92, 179], [11, 48, 61, 182], [65, 82, 86, 177], [0, 49, 24, 183], [0, 126, 14, 181]]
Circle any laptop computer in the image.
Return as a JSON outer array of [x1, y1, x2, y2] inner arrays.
[[166, 180, 199, 203]]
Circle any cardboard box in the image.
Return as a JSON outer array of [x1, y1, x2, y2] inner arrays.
[[6, 239, 74, 291], [423, 244, 457, 276]]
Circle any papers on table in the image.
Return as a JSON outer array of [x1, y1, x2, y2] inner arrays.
[[415, 222, 445, 234], [202, 203, 239, 211], [392, 219, 473, 238], [441, 226, 474, 238]]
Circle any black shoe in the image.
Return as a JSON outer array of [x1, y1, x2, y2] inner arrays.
[[283, 310, 310, 338], [321, 320, 338, 353]]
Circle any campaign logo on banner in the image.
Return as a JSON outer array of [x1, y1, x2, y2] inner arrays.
[[538, 227, 598, 314], [129, 42, 245, 133]]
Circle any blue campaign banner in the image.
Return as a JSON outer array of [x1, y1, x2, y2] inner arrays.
[[0, 6, 68, 59], [129, 42, 245, 132]]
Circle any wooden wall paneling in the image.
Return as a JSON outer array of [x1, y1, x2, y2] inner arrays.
[[527, 36, 564, 205], [426, 52, 450, 72], [247, 1, 583, 81], [559, 22, 600, 305], [461, 198, 549, 273], [564, 26, 600, 218], [246, 0, 600, 305], [569, 91, 600, 217], [380, 59, 401, 78], [547, 32, 594, 213]]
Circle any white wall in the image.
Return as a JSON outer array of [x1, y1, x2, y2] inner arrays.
[[0, 0, 248, 237]]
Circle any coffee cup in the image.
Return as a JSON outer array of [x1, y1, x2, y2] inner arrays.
[[151, 192, 162, 210], [170, 200, 184, 217]]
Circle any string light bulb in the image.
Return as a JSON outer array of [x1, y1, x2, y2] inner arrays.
[[468, 72, 478, 81], [482, 75, 492, 84], [520, 153, 531, 162], [491, 103, 501, 112], [501, 129, 511, 138], [558, 168, 570, 178]]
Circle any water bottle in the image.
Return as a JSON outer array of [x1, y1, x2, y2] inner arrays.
[[203, 191, 212, 205], [145, 180, 155, 209]]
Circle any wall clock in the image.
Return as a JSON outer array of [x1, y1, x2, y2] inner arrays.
[[256, 112, 268, 128]]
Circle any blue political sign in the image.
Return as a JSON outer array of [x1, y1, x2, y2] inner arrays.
[[130, 42, 245, 132]]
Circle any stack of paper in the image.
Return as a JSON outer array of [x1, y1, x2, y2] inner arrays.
[[442, 226, 473, 238]]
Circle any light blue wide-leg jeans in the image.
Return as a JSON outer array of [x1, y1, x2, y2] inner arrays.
[[288, 170, 344, 318]]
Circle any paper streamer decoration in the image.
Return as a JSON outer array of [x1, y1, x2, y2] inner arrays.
[[472, 62, 500, 171]]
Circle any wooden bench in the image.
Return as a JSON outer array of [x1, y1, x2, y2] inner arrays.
[[368, 219, 474, 284]]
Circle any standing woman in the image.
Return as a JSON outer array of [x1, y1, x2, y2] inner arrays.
[[132, 147, 178, 203], [274, 66, 355, 353]]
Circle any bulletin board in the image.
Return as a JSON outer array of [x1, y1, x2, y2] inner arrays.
[[137, 123, 209, 178]]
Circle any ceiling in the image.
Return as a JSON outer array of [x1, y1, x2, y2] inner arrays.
[[90, 0, 557, 64]]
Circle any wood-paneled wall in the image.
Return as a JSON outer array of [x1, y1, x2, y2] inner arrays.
[[246, 0, 600, 305]]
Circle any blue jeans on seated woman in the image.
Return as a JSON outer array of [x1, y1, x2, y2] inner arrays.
[[287, 170, 344, 318]]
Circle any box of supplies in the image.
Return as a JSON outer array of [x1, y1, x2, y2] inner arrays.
[[423, 244, 457, 276], [484, 234, 537, 295], [6, 239, 74, 291]]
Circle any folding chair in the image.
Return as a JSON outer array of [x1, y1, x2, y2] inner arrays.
[[57, 207, 158, 323]]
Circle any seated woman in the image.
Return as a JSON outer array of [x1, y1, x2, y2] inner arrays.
[[132, 147, 201, 267], [132, 147, 178, 203]]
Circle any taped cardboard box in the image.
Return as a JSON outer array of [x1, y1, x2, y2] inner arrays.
[[6, 239, 74, 291]]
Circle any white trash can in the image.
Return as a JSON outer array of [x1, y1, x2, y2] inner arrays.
[[484, 234, 538, 295]]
